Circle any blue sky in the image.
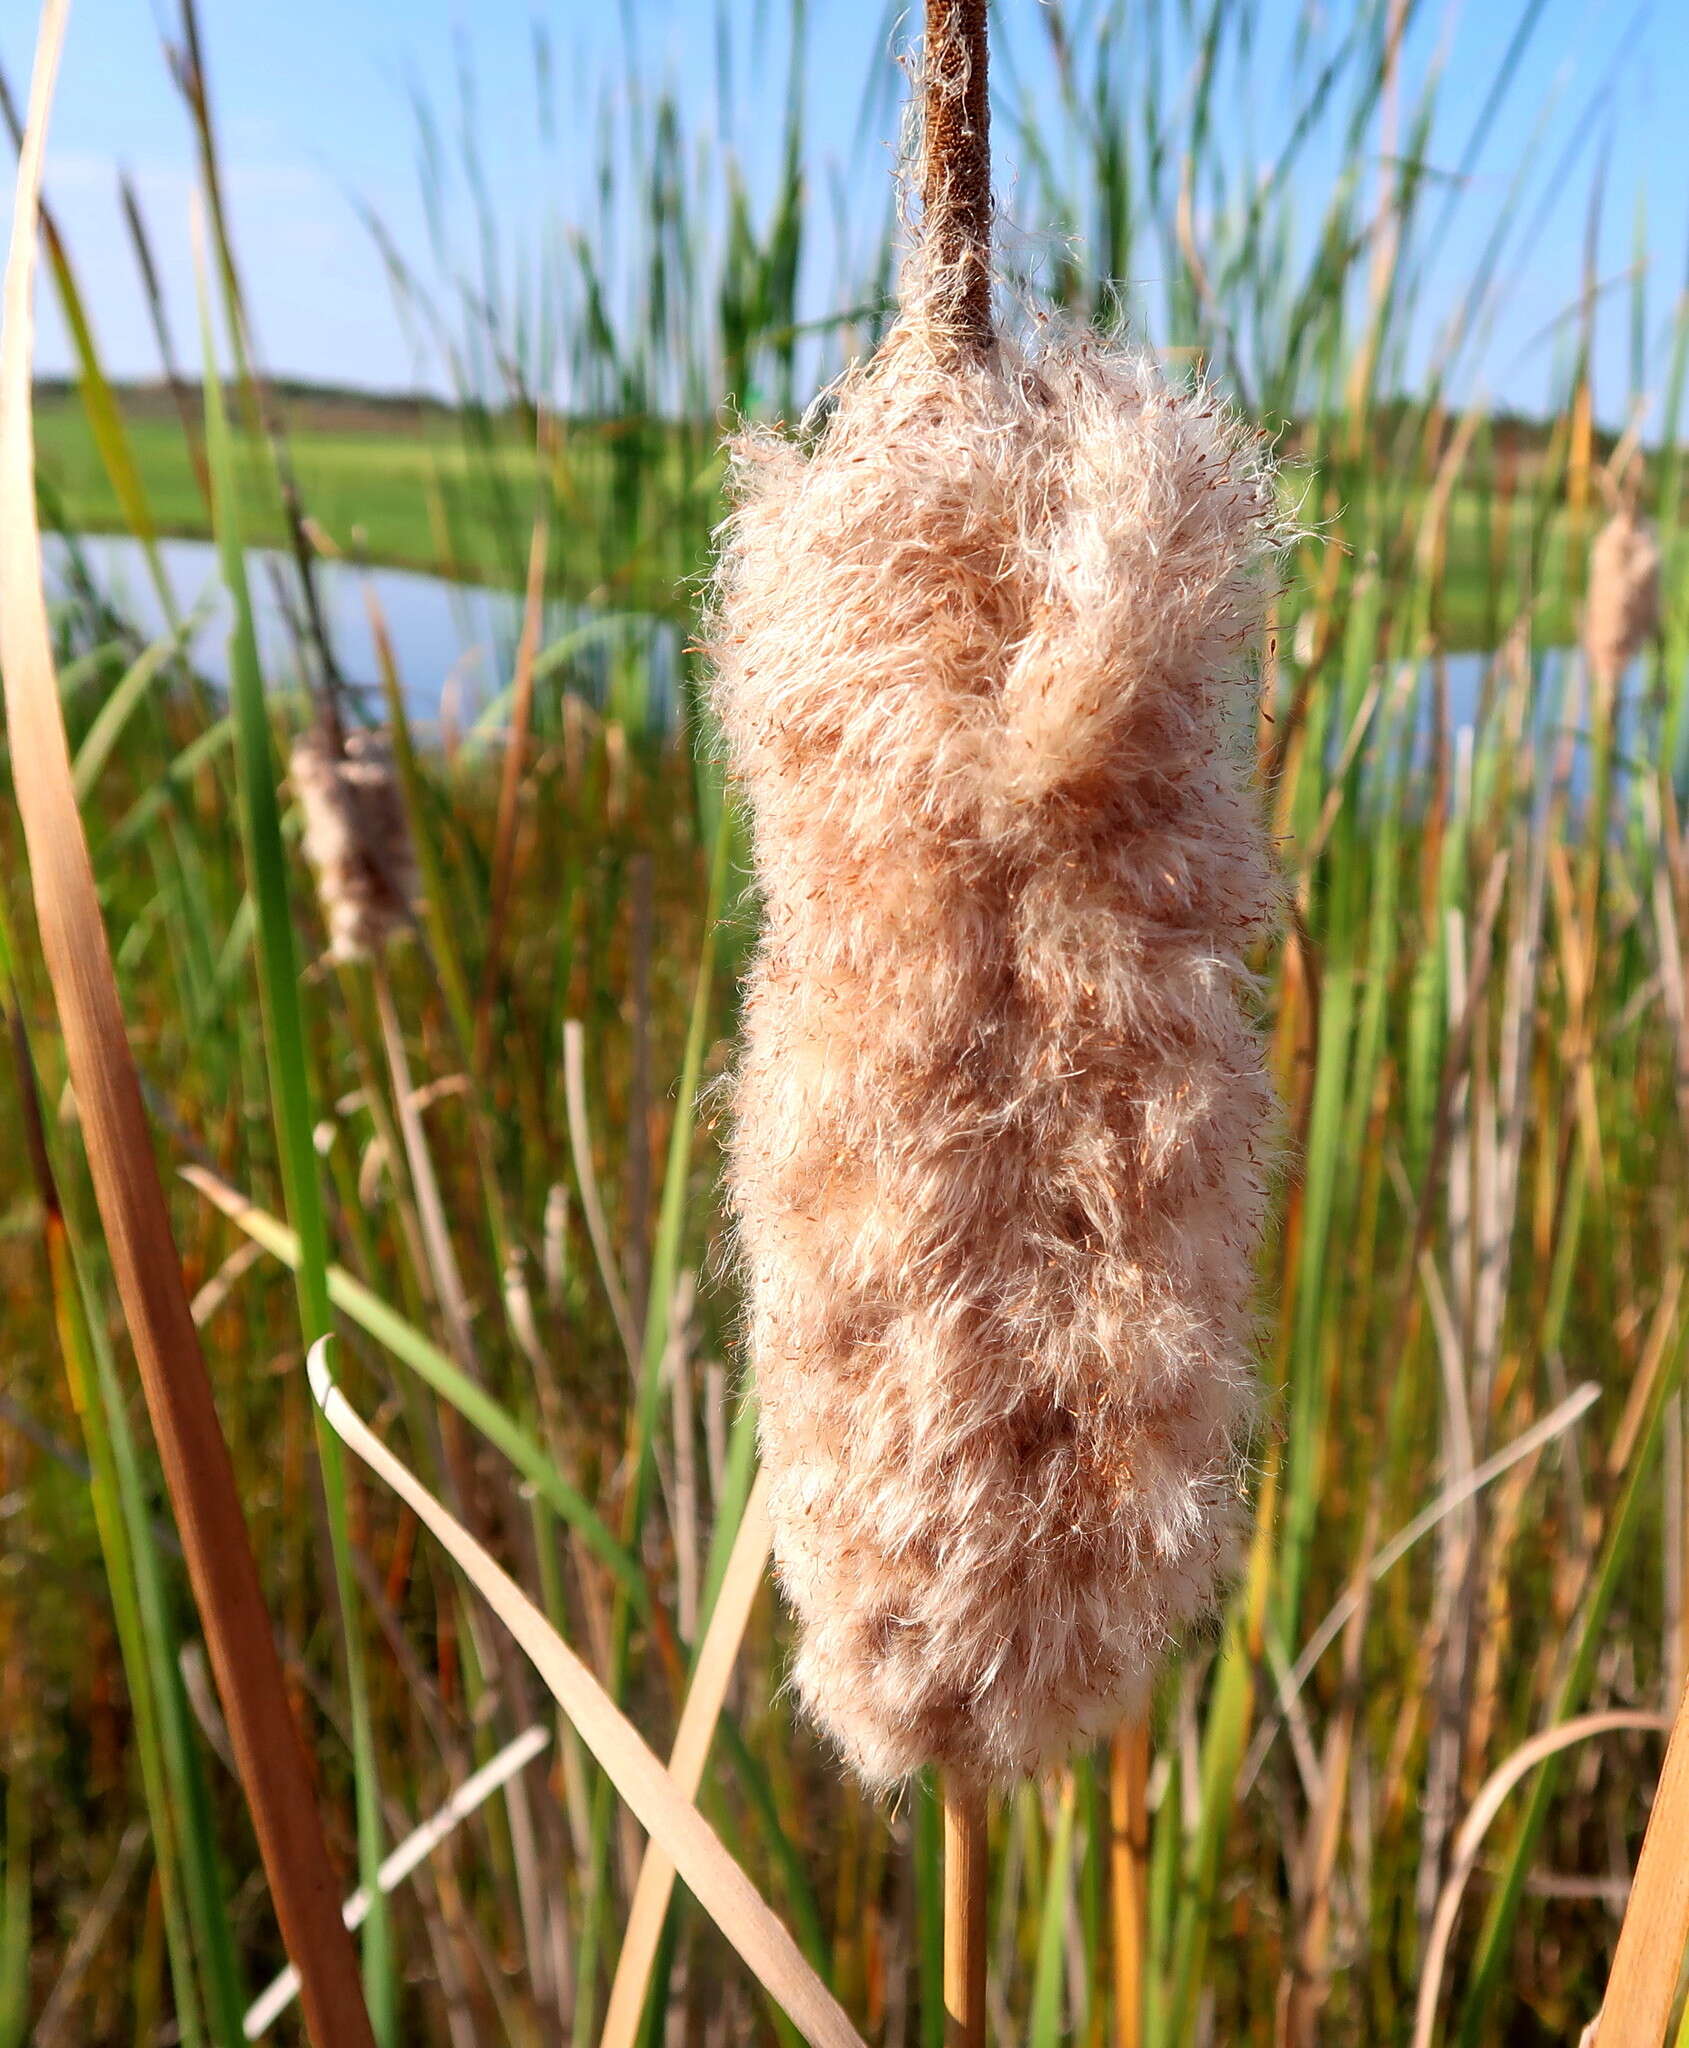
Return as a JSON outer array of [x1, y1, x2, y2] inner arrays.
[[11, 0, 1688, 426]]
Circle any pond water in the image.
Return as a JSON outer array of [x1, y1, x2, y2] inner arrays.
[[44, 533, 687, 734], [44, 530, 1660, 801]]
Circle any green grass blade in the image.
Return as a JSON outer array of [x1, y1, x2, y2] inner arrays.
[[912, 1774, 945, 2048], [195, 258, 393, 2044], [1030, 1781, 1078, 2048], [30, 207, 174, 622], [630, 804, 735, 1506], [180, 1162, 652, 1613], [72, 612, 202, 802], [0, 1771, 30, 2048]]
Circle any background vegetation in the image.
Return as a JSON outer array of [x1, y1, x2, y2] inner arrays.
[[4, 0, 1689, 2042]]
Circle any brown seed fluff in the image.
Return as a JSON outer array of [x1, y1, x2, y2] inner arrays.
[[289, 724, 417, 962], [1585, 503, 1661, 695], [709, 307, 1283, 1789]]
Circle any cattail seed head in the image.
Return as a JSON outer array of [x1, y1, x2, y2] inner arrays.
[[1586, 502, 1661, 694], [289, 724, 417, 963], [710, 312, 1283, 1788]]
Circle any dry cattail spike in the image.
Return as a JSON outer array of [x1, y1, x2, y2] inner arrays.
[[712, 297, 1282, 1785], [1585, 475, 1661, 695], [289, 722, 418, 962]]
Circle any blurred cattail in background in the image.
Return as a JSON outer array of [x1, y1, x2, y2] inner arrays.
[[711, 5, 1283, 1793], [1586, 468, 1661, 695], [289, 722, 417, 961]]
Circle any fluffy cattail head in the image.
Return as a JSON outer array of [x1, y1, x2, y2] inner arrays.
[[1586, 498, 1661, 694], [710, 312, 1282, 1789], [289, 723, 417, 962]]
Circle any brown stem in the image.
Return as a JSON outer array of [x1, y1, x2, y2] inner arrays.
[[0, 9, 376, 2040], [922, 0, 993, 358], [942, 1776, 989, 2047]]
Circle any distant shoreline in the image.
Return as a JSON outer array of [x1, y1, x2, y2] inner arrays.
[[30, 375, 1661, 471]]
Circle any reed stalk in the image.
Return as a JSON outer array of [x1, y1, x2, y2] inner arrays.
[[0, 8, 375, 2042], [941, 1782, 989, 2048], [1110, 1722, 1151, 2048], [194, 245, 395, 2044]]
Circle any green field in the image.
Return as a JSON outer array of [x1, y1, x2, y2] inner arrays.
[[34, 392, 718, 619], [34, 388, 1611, 654]]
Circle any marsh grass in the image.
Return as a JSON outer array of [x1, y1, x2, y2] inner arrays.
[[4, 0, 1689, 2043]]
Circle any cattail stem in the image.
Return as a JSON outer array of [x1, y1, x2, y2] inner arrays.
[[922, 0, 992, 359], [942, 1779, 988, 2046], [1110, 1721, 1151, 2048]]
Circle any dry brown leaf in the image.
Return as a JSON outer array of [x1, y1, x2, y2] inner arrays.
[[1596, 1673, 1689, 2048], [0, 3, 375, 2041]]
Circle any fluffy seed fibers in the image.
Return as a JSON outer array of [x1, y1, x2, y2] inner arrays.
[[710, 310, 1283, 1789], [290, 725, 417, 962]]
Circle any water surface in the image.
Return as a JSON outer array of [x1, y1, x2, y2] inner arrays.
[[46, 533, 685, 733]]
